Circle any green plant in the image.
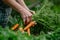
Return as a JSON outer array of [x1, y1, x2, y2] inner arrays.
[[0, 0, 60, 40]]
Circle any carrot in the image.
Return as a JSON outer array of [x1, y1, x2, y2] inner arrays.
[[19, 27, 24, 33], [24, 21, 36, 30], [27, 28, 30, 36], [11, 24, 19, 30]]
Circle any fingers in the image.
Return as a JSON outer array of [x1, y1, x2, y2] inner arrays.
[[21, 14, 26, 24], [25, 14, 32, 25], [30, 10, 35, 14], [22, 14, 32, 25], [26, 15, 32, 25], [21, 10, 34, 25], [26, 17, 30, 24]]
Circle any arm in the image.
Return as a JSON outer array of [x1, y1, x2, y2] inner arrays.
[[17, 0, 30, 11], [17, 0, 35, 14], [3, 0, 30, 14], [3, 0, 32, 25]]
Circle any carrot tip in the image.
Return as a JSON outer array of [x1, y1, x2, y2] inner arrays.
[[11, 24, 19, 30], [27, 28, 30, 36]]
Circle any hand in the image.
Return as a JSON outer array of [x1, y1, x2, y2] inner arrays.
[[21, 10, 33, 25], [30, 10, 35, 14]]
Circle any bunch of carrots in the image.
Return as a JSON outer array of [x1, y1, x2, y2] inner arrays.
[[11, 21, 36, 36]]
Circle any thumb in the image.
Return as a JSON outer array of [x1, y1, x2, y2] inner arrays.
[[30, 10, 35, 14]]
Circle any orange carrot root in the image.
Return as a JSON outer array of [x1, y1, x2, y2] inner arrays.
[[11, 24, 19, 30], [19, 27, 24, 33], [24, 21, 36, 30], [27, 28, 30, 36]]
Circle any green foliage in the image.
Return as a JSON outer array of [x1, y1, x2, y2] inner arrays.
[[31, 0, 60, 35], [0, 0, 60, 40], [0, 27, 60, 40], [50, 0, 60, 5]]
